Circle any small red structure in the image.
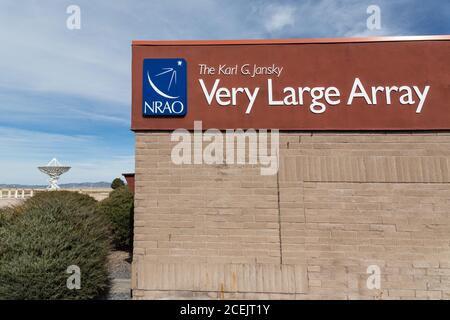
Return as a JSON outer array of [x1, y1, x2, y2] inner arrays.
[[122, 173, 135, 193]]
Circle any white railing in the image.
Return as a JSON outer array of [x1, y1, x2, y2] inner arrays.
[[0, 188, 111, 202], [0, 189, 35, 199]]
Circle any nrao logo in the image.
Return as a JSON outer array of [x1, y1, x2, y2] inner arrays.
[[142, 58, 187, 117]]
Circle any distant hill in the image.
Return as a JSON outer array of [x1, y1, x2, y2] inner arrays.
[[0, 182, 111, 189]]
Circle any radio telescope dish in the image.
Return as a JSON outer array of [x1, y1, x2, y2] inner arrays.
[[38, 158, 71, 190]]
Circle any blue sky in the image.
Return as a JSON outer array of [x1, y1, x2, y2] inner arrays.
[[0, 0, 449, 184]]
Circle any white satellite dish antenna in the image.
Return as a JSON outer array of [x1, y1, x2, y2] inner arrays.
[[38, 158, 71, 190]]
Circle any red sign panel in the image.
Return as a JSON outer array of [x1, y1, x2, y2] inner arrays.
[[132, 36, 450, 131]]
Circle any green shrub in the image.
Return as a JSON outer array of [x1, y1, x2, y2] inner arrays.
[[97, 186, 133, 250], [111, 178, 125, 190], [0, 206, 21, 227], [0, 209, 7, 227], [0, 191, 111, 300], [0, 208, 7, 224]]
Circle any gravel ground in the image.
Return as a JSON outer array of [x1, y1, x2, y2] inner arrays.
[[107, 250, 131, 300]]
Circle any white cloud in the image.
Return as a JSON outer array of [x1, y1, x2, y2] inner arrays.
[[264, 5, 296, 33], [250, 0, 412, 38]]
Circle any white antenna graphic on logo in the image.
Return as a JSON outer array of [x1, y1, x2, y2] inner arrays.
[[147, 66, 179, 99], [155, 68, 177, 91]]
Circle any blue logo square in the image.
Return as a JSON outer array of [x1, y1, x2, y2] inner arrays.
[[142, 58, 187, 117]]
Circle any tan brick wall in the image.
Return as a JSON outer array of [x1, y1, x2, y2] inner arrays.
[[133, 132, 450, 299]]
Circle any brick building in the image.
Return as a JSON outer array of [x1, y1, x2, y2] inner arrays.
[[130, 36, 450, 299]]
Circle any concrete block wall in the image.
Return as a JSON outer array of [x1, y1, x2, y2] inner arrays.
[[133, 132, 450, 299]]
